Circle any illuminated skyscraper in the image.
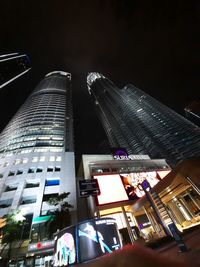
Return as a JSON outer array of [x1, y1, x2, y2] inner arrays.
[[87, 73, 200, 165], [0, 71, 76, 261], [0, 53, 31, 89]]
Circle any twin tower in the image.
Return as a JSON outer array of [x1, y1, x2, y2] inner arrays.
[[1, 70, 199, 164], [0, 70, 200, 221]]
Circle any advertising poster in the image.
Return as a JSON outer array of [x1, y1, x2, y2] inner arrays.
[[54, 226, 76, 266], [120, 171, 160, 199], [95, 170, 171, 205], [78, 218, 121, 263], [94, 174, 129, 205], [53, 218, 122, 266]]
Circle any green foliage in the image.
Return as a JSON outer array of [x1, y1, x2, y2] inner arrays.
[[48, 192, 73, 211], [46, 192, 72, 234], [1, 211, 24, 244]]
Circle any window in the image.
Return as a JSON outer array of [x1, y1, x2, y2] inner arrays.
[[28, 168, 35, 174], [34, 148, 49, 153], [22, 158, 28, 163], [30, 218, 52, 242], [43, 193, 58, 202], [20, 196, 37, 205], [56, 156, 62, 161], [3, 162, 9, 167], [49, 156, 55, 162], [21, 149, 32, 154], [38, 136, 50, 140], [17, 170, 23, 175], [36, 168, 43, 173], [47, 167, 54, 172], [22, 213, 33, 239], [32, 157, 38, 162], [0, 198, 12, 208], [25, 181, 40, 188], [55, 166, 61, 172], [50, 148, 63, 152], [40, 209, 57, 216], [14, 159, 21, 165], [8, 171, 15, 176], [5, 184, 18, 192], [52, 136, 63, 141], [45, 179, 60, 186], [39, 156, 45, 162]]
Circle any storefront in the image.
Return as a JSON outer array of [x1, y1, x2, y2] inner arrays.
[[78, 155, 200, 244]]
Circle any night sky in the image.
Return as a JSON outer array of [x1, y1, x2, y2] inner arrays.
[[0, 0, 200, 163]]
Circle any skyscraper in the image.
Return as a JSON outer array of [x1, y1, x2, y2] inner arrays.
[[185, 100, 200, 127], [87, 73, 200, 165], [0, 53, 31, 89], [0, 71, 76, 262]]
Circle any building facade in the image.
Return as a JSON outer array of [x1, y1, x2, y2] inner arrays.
[[87, 73, 200, 166], [78, 154, 200, 245], [0, 53, 31, 89], [0, 71, 77, 265]]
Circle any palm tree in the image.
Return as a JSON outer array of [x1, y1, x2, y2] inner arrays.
[[47, 192, 73, 236]]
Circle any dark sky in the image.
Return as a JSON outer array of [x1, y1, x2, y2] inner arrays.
[[0, 0, 200, 160]]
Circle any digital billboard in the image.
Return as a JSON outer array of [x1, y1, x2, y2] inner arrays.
[[54, 226, 76, 266], [78, 218, 121, 262], [94, 170, 171, 205], [53, 218, 122, 266], [94, 174, 129, 205]]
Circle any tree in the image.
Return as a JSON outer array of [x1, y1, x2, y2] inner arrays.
[[47, 192, 73, 235], [1, 211, 25, 266]]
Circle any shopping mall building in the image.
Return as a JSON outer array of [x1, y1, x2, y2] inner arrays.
[[77, 154, 200, 244]]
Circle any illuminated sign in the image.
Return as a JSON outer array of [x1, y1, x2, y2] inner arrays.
[[112, 148, 150, 160], [94, 174, 129, 205], [112, 148, 129, 160], [54, 226, 76, 266], [79, 179, 100, 197], [28, 240, 54, 252], [54, 218, 122, 266], [95, 170, 171, 205]]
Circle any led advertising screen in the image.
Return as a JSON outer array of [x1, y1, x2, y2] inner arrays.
[[94, 174, 129, 205], [54, 226, 76, 266], [78, 218, 121, 263], [53, 218, 122, 266], [94, 170, 170, 205]]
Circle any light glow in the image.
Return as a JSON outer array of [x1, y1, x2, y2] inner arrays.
[[157, 170, 171, 179]]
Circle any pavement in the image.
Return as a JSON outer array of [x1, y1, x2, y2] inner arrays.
[[155, 225, 200, 266]]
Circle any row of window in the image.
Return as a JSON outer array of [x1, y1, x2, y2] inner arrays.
[[6, 166, 61, 176], [9, 135, 64, 143], [0, 155, 62, 168], [5, 178, 60, 192], [0, 194, 58, 209], [0, 183, 60, 207]]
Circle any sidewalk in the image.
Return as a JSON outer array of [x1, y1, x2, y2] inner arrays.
[[155, 226, 200, 266]]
